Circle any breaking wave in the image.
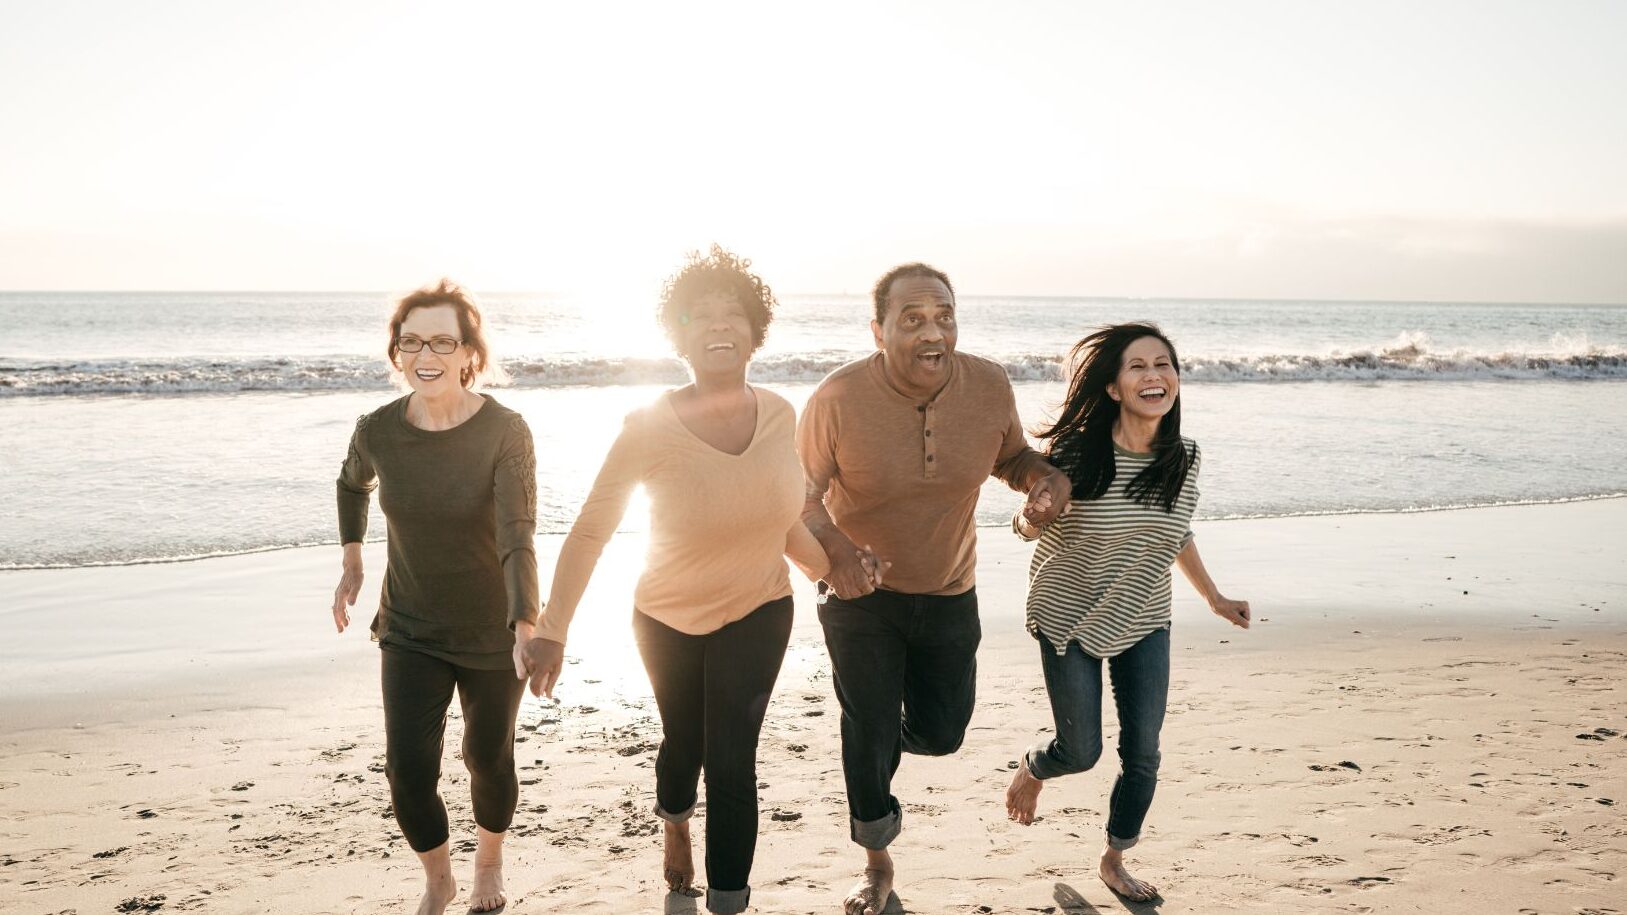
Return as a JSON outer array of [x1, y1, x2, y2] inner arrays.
[[3, 338, 1624, 396]]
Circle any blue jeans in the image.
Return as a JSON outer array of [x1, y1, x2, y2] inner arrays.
[[1023, 627, 1169, 850]]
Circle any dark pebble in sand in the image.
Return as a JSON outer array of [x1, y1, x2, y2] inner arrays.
[[616, 742, 658, 757], [1599, 798, 1616, 806], [770, 810, 801, 822], [93, 846, 129, 859], [803, 710, 824, 717], [1577, 733, 1606, 741], [1338, 761, 1362, 772], [135, 809, 157, 819], [230, 781, 253, 791], [787, 744, 808, 753], [1594, 727, 1621, 737], [116, 896, 166, 913]]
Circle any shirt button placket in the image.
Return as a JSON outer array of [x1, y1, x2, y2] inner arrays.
[[923, 404, 936, 478]]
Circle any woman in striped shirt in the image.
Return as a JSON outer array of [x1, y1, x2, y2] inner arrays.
[[1003, 322, 1250, 903]]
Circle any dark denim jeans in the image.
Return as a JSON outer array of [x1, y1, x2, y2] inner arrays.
[[1024, 627, 1169, 849], [633, 597, 793, 915], [817, 586, 980, 849]]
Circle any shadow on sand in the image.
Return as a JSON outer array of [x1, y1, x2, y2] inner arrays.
[[1054, 881, 1164, 914]]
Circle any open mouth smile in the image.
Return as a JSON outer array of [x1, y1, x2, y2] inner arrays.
[[414, 368, 445, 381], [1137, 386, 1167, 403]]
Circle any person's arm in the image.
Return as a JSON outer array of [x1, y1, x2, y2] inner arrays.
[[989, 378, 1072, 524], [1175, 537, 1250, 629], [494, 415, 542, 677], [331, 415, 376, 633], [785, 521, 831, 582], [796, 391, 876, 599], [523, 412, 648, 696]]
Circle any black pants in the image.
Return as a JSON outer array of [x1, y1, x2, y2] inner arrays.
[[817, 587, 980, 849], [381, 646, 526, 853], [633, 596, 793, 913]]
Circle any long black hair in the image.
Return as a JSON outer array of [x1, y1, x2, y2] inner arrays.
[[1036, 322, 1194, 512]]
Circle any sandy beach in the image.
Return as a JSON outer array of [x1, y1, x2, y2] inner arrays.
[[2, 498, 1623, 914]]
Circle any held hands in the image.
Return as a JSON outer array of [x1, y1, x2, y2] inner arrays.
[[826, 543, 891, 600], [1211, 595, 1251, 629], [1022, 469, 1072, 529], [513, 621, 565, 698]]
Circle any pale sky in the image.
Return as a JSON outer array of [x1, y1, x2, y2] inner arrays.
[[1, 0, 1624, 302]]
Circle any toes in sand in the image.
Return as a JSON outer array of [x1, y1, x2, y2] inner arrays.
[[844, 865, 895, 915], [1005, 760, 1043, 825]]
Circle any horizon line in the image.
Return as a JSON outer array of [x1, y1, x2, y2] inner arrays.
[[1, 290, 1624, 309]]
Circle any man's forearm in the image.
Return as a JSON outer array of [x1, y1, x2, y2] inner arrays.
[[802, 497, 859, 558]]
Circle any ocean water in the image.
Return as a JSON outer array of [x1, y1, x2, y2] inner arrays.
[[2, 293, 1625, 569]]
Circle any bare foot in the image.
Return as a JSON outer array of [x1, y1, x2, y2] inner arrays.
[[843, 850, 894, 915], [413, 871, 458, 915], [470, 826, 507, 912], [663, 820, 696, 893], [1005, 760, 1043, 825], [1099, 849, 1160, 903]]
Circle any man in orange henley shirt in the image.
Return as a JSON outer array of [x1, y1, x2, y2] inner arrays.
[[798, 262, 1071, 915]]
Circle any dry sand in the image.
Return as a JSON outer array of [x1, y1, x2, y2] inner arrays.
[[2, 499, 1624, 914]]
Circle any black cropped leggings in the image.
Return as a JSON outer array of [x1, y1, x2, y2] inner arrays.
[[381, 645, 526, 853], [633, 597, 793, 902]]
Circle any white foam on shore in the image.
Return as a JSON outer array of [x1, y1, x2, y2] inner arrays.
[[4, 337, 1626, 396]]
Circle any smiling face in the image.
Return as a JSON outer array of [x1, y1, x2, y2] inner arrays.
[[395, 304, 470, 394], [1106, 335, 1180, 421], [872, 274, 958, 399], [673, 290, 753, 376]]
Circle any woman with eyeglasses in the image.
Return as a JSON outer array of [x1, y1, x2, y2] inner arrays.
[[332, 279, 537, 915]]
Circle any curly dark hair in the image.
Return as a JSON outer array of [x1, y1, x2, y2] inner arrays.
[[658, 244, 776, 352]]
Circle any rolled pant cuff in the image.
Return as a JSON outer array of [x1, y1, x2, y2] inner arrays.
[[706, 886, 750, 914], [1107, 830, 1139, 851], [1020, 748, 1059, 781], [850, 805, 902, 850], [653, 800, 695, 823]]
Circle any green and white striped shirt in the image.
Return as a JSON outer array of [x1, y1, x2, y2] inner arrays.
[[1018, 439, 1200, 658]]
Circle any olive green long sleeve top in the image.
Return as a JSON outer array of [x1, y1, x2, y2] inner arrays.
[[336, 394, 540, 669]]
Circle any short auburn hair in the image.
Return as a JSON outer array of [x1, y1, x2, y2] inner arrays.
[[386, 279, 508, 389]]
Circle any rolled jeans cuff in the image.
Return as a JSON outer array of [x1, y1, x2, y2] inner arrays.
[[706, 886, 750, 914], [653, 800, 694, 823], [850, 803, 902, 850], [1021, 748, 1059, 781], [1107, 830, 1139, 851]]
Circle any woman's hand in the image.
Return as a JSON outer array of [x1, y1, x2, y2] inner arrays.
[[331, 544, 364, 633], [522, 637, 566, 698], [512, 620, 536, 679], [856, 545, 891, 589], [1210, 595, 1251, 629]]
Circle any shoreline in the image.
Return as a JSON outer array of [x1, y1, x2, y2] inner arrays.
[[5, 490, 1624, 574], [2, 499, 1623, 913]]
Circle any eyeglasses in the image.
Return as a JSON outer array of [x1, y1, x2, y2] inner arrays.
[[397, 336, 462, 355]]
